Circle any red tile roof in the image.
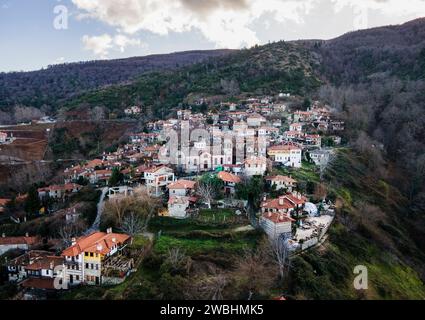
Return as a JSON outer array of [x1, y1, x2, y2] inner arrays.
[[25, 256, 63, 271], [0, 236, 38, 246], [218, 171, 241, 184], [61, 232, 130, 257], [262, 212, 295, 224], [21, 278, 56, 290], [168, 180, 196, 190]]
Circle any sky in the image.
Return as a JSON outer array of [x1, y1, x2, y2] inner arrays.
[[1, 0, 425, 72]]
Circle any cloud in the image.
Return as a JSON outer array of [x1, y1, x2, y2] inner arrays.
[[82, 34, 113, 58], [82, 33, 145, 58], [73, 0, 425, 49], [72, 0, 319, 48]]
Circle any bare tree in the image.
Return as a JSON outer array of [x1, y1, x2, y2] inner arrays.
[[119, 212, 146, 236], [104, 186, 161, 226], [58, 224, 82, 249], [269, 238, 291, 280], [104, 195, 132, 224], [197, 274, 227, 300], [197, 181, 215, 209]]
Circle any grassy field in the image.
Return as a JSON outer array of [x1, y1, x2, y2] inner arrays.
[[151, 209, 260, 255]]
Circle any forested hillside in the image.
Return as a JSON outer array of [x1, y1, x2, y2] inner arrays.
[[62, 41, 320, 118], [0, 49, 232, 111]]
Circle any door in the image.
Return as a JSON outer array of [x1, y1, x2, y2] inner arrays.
[[70, 275, 73, 284]]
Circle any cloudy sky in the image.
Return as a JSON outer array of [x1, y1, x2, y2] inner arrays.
[[1, 0, 425, 72]]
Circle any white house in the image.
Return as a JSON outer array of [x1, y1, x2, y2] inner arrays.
[[267, 144, 302, 168], [266, 175, 297, 192], [260, 212, 294, 240], [144, 165, 175, 196], [38, 183, 82, 200], [289, 123, 303, 132], [243, 156, 267, 176], [246, 114, 266, 127], [168, 196, 197, 219], [167, 180, 196, 196]]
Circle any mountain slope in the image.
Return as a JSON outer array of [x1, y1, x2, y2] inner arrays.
[[62, 41, 321, 118], [0, 49, 233, 110], [310, 18, 425, 84]]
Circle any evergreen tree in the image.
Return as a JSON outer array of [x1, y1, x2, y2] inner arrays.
[[24, 185, 41, 215], [108, 167, 123, 186]]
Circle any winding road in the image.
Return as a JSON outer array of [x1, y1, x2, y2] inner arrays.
[[85, 187, 108, 235]]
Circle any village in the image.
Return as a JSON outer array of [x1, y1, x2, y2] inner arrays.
[[0, 95, 345, 299]]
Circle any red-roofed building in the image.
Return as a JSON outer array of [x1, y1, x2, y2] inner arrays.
[[0, 234, 39, 255], [61, 230, 131, 286], [260, 212, 295, 239], [38, 183, 82, 200], [217, 171, 241, 195], [267, 144, 302, 168], [167, 179, 197, 196]]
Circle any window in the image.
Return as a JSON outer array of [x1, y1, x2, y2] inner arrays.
[[85, 263, 89, 269], [90, 253, 94, 257]]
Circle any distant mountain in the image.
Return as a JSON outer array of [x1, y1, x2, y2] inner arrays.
[[0, 49, 233, 110], [310, 18, 425, 84]]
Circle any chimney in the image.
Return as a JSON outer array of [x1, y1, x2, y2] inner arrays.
[[71, 237, 76, 245], [2, 233, 5, 238], [50, 261, 54, 270], [107, 228, 112, 234], [112, 237, 116, 243], [263, 195, 267, 202], [97, 244, 103, 251], [279, 197, 284, 206], [25, 232, 29, 238]]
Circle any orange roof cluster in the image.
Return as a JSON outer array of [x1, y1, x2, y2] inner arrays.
[[168, 180, 196, 190], [25, 256, 63, 271], [61, 232, 131, 257], [262, 212, 295, 224], [0, 236, 38, 246], [218, 171, 241, 184], [261, 192, 307, 211]]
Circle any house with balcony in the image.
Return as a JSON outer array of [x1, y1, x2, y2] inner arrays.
[[61, 230, 131, 287], [144, 165, 175, 196]]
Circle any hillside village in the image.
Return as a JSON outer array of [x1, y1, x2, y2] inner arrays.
[[0, 94, 345, 300]]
